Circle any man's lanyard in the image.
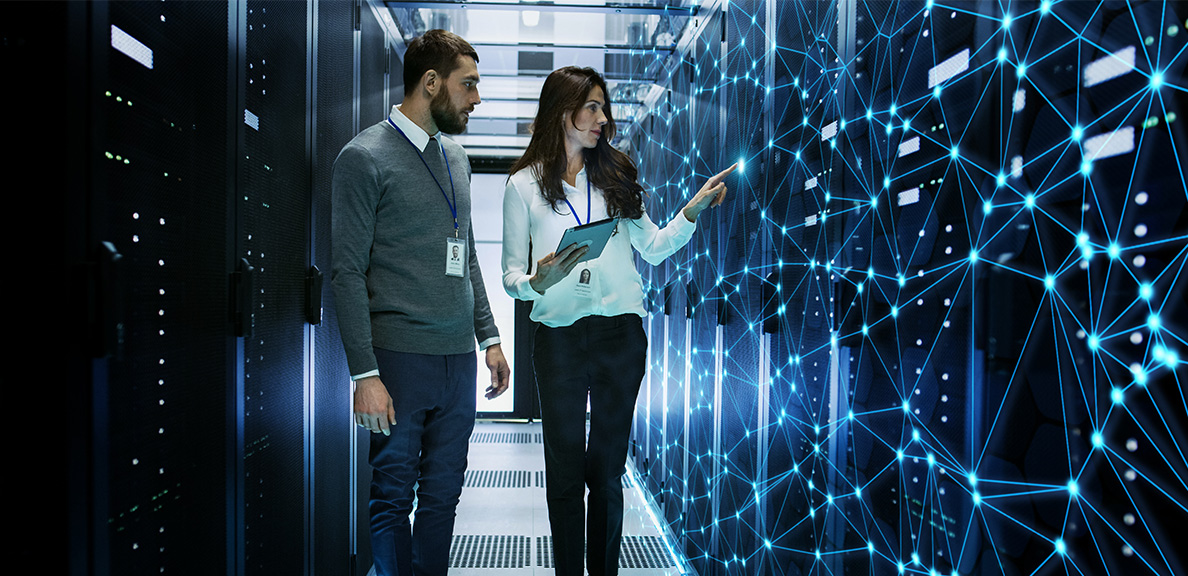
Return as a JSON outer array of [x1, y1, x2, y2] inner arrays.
[[387, 117, 459, 236], [563, 177, 592, 226]]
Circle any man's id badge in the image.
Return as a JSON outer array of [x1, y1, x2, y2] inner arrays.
[[445, 237, 466, 277]]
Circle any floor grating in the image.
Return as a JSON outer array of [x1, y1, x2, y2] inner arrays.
[[449, 535, 531, 568], [464, 469, 533, 488], [470, 431, 538, 444], [533, 536, 673, 569]]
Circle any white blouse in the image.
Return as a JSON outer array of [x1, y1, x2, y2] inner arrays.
[[501, 166, 697, 328]]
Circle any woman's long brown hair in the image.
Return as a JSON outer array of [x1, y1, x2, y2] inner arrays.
[[509, 66, 645, 220]]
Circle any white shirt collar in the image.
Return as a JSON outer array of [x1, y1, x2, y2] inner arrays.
[[562, 166, 588, 191], [388, 105, 438, 152]]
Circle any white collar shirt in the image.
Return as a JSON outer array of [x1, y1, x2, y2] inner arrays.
[[387, 104, 438, 152], [501, 166, 697, 327]]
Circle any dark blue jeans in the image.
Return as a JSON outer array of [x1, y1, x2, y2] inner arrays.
[[369, 348, 477, 576], [533, 314, 648, 576]]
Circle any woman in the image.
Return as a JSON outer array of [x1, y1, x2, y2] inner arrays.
[[502, 66, 734, 576]]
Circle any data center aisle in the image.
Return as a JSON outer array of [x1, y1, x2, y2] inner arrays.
[[444, 421, 684, 576]]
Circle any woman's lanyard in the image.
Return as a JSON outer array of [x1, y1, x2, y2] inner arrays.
[[562, 177, 592, 226], [387, 117, 459, 237]]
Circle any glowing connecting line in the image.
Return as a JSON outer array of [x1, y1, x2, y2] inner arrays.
[[625, 2, 1187, 575]]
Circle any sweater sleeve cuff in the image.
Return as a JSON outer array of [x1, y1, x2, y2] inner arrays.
[[478, 337, 501, 351]]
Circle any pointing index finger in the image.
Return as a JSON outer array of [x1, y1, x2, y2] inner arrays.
[[707, 163, 738, 187]]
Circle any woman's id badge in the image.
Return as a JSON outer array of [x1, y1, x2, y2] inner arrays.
[[574, 267, 593, 299]]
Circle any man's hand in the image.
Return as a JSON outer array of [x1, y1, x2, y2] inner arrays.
[[484, 344, 511, 399], [354, 376, 396, 435]]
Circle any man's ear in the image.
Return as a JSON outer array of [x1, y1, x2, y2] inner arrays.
[[421, 69, 439, 97]]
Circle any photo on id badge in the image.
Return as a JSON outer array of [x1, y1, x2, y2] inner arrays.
[[574, 267, 592, 299]]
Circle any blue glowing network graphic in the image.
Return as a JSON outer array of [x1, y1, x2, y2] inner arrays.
[[622, 1, 1186, 575]]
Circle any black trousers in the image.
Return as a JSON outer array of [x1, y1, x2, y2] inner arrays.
[[533, 314, 648, 576]]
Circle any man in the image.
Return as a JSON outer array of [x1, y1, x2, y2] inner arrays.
[[331, 29, 510, 576]]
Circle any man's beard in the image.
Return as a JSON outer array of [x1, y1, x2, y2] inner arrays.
[[431, 87, 468, 135]]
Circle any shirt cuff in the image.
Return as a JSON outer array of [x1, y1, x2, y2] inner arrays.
[[514, 275, 545, 300], [478, 337, 501, 351], [351, 369, 380, 381]]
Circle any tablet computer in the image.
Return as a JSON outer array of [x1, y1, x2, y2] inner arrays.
[[555, 218, 617, 264]]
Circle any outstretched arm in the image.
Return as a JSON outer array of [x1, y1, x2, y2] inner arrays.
[[682, 163, 737, 222]]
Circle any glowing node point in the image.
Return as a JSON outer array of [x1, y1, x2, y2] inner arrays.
[[1044, 275, 1055, 290], [969, 249, 979, 263], [1151, 71, 1163, 88], [972, 492, 981, 505], [1017, 63, 1026, 78], [891, 305, 899, 317], [1108, 243, 1121, 259], [1003, 14, 1012, 29], [983, 201, 992, 214], [1148, 314, 1160, 331], [1025, 194, 1036, 208], [1091, 431, 1104, 448], [996, 173, 1006, 187], [1140, 283, 1153, 300], [1072, 125, 1083, 141], [1111, 388, 1124, 405], [1056, 539, 1066, 555], [1133, 366, 1148, 386], [1041, 1, 1051, 14], [998, 48, 1007, 62], [1088, 334, 1099, 350], [1081, 160, 1093, 176], [884, 176, 891, 188]]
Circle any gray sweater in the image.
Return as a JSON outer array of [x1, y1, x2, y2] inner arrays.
[[331, 119, 498, 377]]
